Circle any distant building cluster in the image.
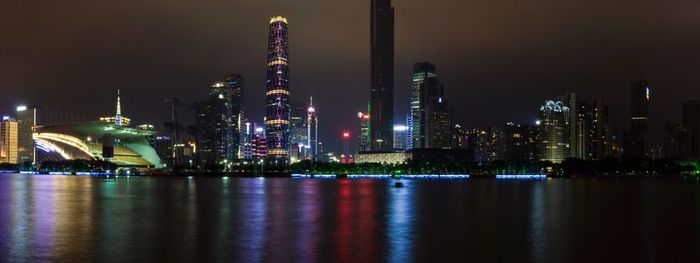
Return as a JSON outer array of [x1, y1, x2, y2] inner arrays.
[[447, 93, 617, 164]]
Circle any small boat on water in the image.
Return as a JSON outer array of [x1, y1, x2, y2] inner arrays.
[[394, 181, 404, 188]]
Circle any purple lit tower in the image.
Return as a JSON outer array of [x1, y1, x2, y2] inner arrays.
[[265, 16, 291, 167]]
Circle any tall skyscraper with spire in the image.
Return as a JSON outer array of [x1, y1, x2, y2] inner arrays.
[[307, 97, 318, 161], [370, 0, 394, 151], [265, 15, 291, 168]]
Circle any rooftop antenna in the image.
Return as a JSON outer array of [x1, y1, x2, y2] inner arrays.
[[115, 89, 122, 126]]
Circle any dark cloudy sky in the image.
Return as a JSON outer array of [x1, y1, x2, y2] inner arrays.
[[2, 0, 699, 152]]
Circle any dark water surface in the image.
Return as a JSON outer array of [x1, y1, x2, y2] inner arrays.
[[0, 174, 699, 262]]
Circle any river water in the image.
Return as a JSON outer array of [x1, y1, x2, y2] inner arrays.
[[0, 174, 699, 262]]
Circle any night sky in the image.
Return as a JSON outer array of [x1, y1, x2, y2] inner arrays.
[[2, 0, 699, 152]]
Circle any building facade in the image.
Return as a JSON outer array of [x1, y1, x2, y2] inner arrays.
[[539, 100, 570, 163], [681, 101, 700, 160], [664, 119, 683, 159], [370, 0, 394, 151], [196, 81, 239, 165], [393, 124, 407, 150], [0, 118, 18, 164], [590, 99, 613, 160], [265, 16, 291, 167], [290, 102, 307, 149], [307, 98, 318, 161], [224, 73, 245, 159], [16, 106, 36, 164], [357, 111, 371, 152], [409, 62, 450, 149], [625, 80, 651, 158], [502, 122, 540, 161]]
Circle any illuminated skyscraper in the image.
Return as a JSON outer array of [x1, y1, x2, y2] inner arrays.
[[559, 93, 584, 159], [265, 15, 291, 167], [196, 81, 239, 165], [290, 102, 307, 152], [393, 124, 407, 150], [370, 0, 394, 151], [0, 118, 19, 164], [16, 105, 36, 164], [225, 73, 245, 159], [253, 124, 267, 160], [410, 62, 451, 149], [539, 100, 570, 163], [406, 113, 413, 149], [357, 111, 370, 152], [591, 99, 613, 160], [195, 73, 246, 164], [307, 97, 318, 161]]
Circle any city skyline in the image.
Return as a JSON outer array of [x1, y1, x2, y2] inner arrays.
[[2, 0, 700, 154]]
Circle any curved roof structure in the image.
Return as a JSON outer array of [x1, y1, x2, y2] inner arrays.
[[540, 100, 570, 113], [33, 122, 162, 168]]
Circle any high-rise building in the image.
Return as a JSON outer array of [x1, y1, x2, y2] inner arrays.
[[393, 124, 407, 150], [153, 135, 173, 166], [370, 0, 394, 151], [357, 111, 371, 152], [253, 125, 267, 160], [16, 105, 36, 164], [625, 80, 651, 158], [559, 93, 586, 159], [265, 16, 291, 167], [681, 101, 700, 160], [174, 141, 196, 167], [539, 100, 570, 163], [409, 62, 451, 149], [451, 124, 467, 149], [0, 117, 19, 164], [196, 82, 234, 165], [194, 73, 245, 165], [307, 98, 318, 161], [502, 122, 540, 161], [224, 73, 245, 159], [290, 102, 307, 149], [241, 121, 254, 160], [591, 99, 613, 160], [463, 128, 491, 164], [405, 113, 413, 150], [664, 119, 682, 159]]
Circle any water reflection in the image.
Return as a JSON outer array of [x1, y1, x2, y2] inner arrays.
[[528, 182, 546, 262], [10, 177, 31, 260], [236, 178, 267, 263], [0, 175, 699, 262], [334, 179, 354, 262], [387, 180, 415, 263], [296, 180, 320, 262]]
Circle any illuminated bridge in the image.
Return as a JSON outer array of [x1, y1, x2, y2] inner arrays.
[[33, 122, 162, 168]]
